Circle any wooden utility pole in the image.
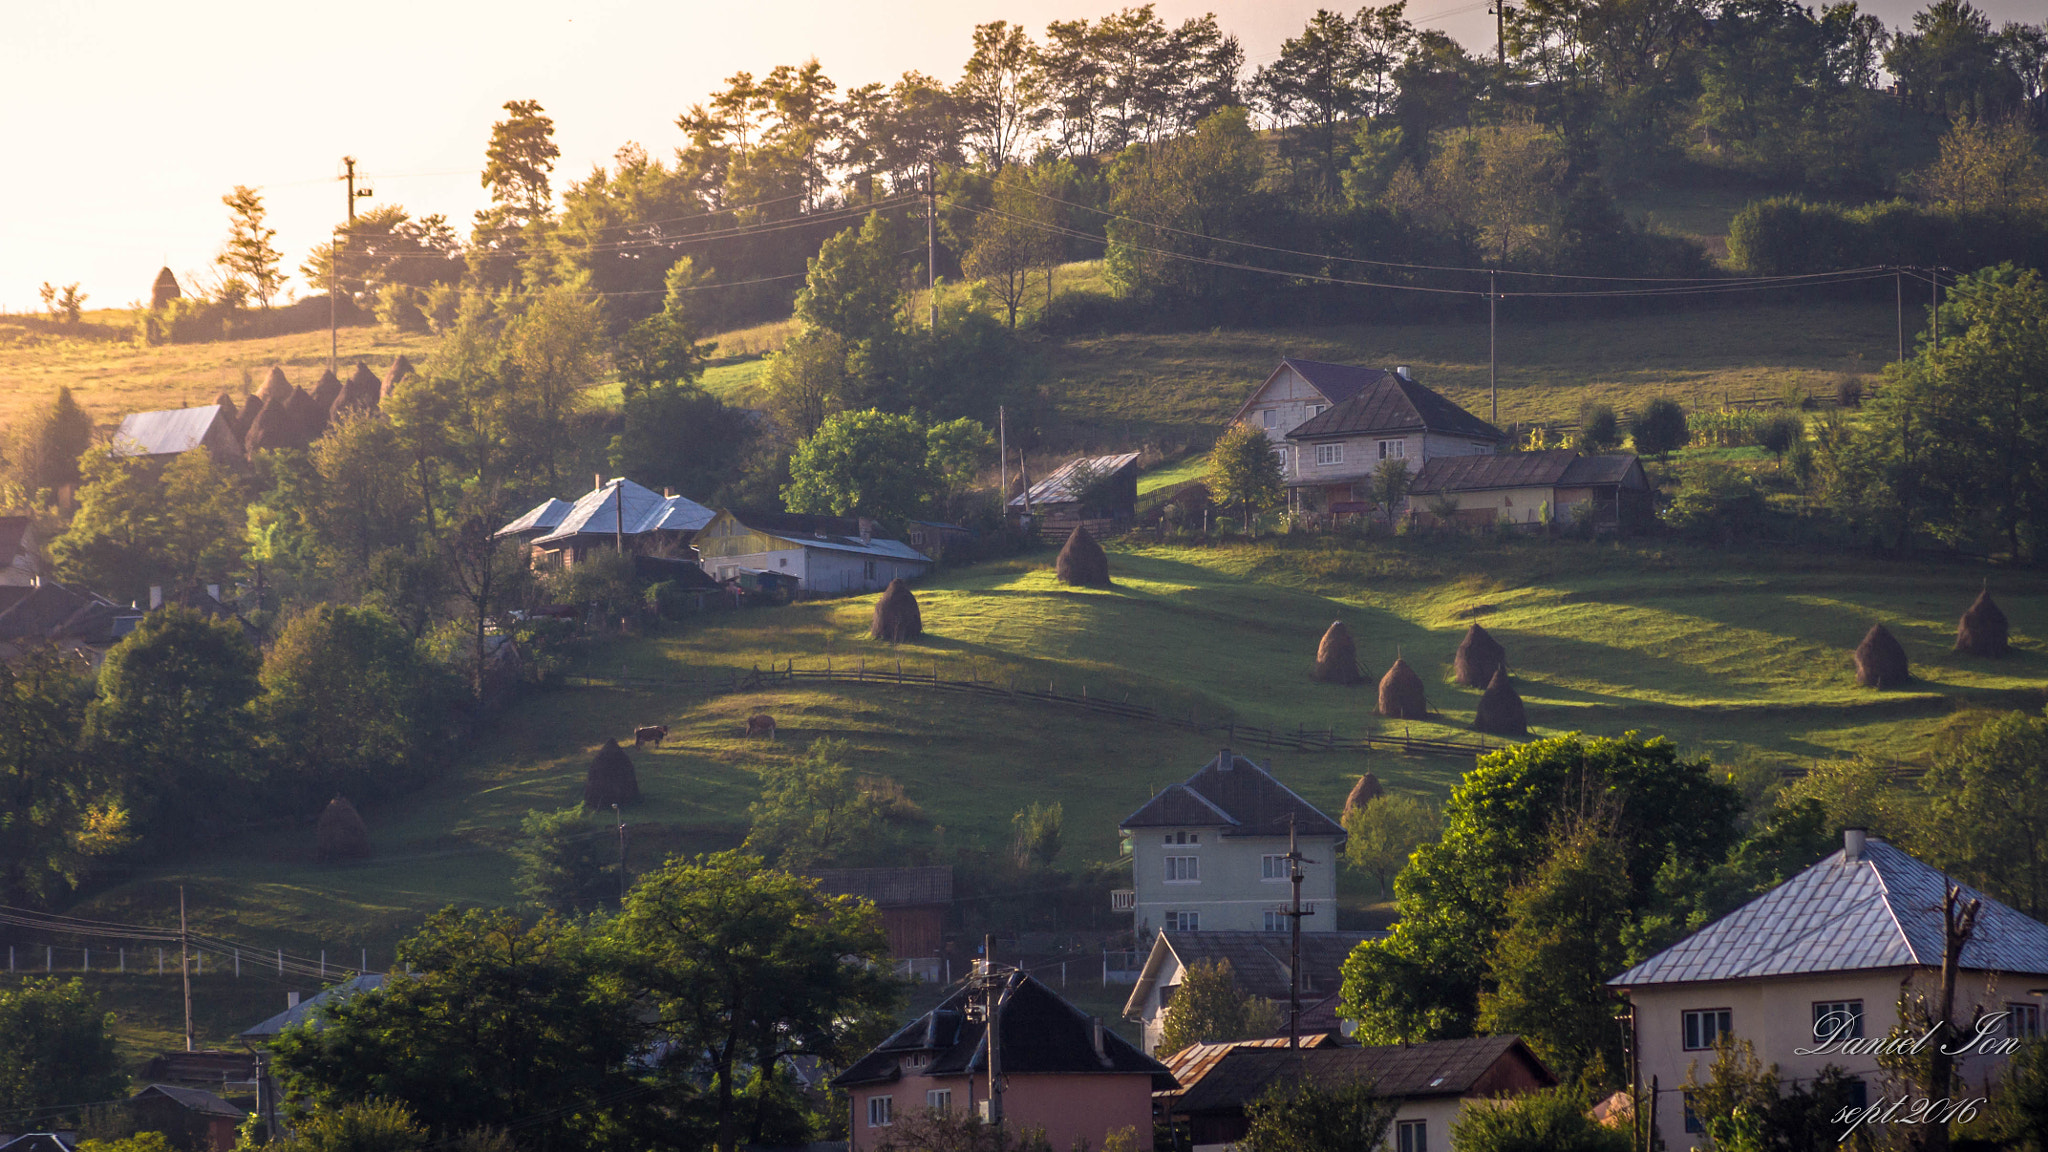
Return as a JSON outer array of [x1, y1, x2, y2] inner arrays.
[[999, 406, 1008, 507], [1489, 270, 1499, 426], [179, 886, 194, 1052], [330, 157, 374, 377], [1490, 1, 1511, 65], [927, 170, 940, 330], [1283, 813, 1316, 1049], [980, 934, 1008, 1127]]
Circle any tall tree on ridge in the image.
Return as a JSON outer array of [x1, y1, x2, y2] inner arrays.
[[217, 185, 285, 309]]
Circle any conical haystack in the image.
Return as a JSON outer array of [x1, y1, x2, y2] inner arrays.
[[1955, 586, 2009, 658], [310, 368, 343, 413], [1377, 656, 1428, 719], [870, 578, 923, 642], [284, 386, 323, 447], [583, 739, 642, 809], [1312, 621, 1362, 684], [1453, 623, 1507, 688], [333, 361, 381, 419], [233, 394, 265, 441], [1854, 624, 1910, 689], [242, 393, 292, 451], [382, 355, 417, 400], [151, 267, 183, 309], [258, 365, 293, 405], [211, 391, 238, 428], [1473, 668, 1528, 736], [1055, 525, 1111, 588], [315, 796, 371, 860], [1342, 772, 1385, 822]]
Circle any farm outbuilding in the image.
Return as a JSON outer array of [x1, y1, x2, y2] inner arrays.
[[497, 477, 715, 567], [1008, 452, 1140, 537], [694, 509, 932, 596], [111, 405, 244, 461], [1408, 450, 1652, 532], [811, 865, 953, 978]]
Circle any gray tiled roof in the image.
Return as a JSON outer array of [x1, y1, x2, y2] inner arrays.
[[1284, 373, 1505, 443], [1120, 752, 1344, 839], [1281, 360, 1392, 406], [133, 1085, 245, 1118], [1610, 839, 2048, 986]]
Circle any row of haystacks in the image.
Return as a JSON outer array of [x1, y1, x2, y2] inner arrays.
[[1315, 620, 1529, 736], [231, 357, 413, 452], [1856, 586, 2012, 689]]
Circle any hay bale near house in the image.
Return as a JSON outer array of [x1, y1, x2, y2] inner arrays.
[[870, 578, 923, 642], [241, 392, 293, 451], [258, 366, 293, 405], [583, 739, 642, 809], [1342, 772, 1385, 822], [315, 796, 371, 860], [332, 361, 381, 421], [1377, 655, 1428, 719], [1312, 621, 1362, 684], [1854, 624, 1910, 689], [1055, 525, 1112, 588], [1453, 623, 1507, 688], [1473, 668, 1528, 736], [1954, 586, 2009, 658], [382, 355, 417, 400]]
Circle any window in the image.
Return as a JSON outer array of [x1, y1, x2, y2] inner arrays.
[[2009, 1003, 2043, 1040], [926, 1089, 952, 1111], [1378, 439, 1405, 460], [864, 560, 877, 580], [1683, 1092, 1703, 1134], [868, 1096, 894, 1128], [1262, 855, 1289, 880], [1262, 409, 1277, 427], [1264, 910, 1286, 932], [777, 557, 788, 567], [1684, 1009, 1733, 1051], [1168, 911, 1200, 931], [1396, 1119, 1428, 1152], [1315, 443, 1343, 467], [1167, 830, 1199, 845], [1165, 856, 1199, 882], [1845, 1079, 1869, 1109], [1307, 404, 1327, 418], [1813, 1000, 1865, 1041]]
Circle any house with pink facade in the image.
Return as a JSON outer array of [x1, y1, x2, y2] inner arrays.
[[834, 971, 1176, 1152]]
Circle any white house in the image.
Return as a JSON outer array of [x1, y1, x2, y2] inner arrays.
[[1610, 830, 2048, 1150], [1122, 929, 1379, 1055], [693, 509, 932, 595], [1117, 750, 1346, 941]]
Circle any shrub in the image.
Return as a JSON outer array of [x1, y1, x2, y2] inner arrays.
[[1577, 403, 1620, 451], [1759, 413, 1805, 460], [1662, 463, 1767, 540], [1631, 398, 1691, 457], [1451, 1088, 1630, 1152]]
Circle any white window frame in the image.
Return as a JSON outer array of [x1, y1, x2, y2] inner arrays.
[[926, 1089, 952, 1111], [1396, 1118, 1428, 1152], [868, 1096, 894, 1128], [1168, 911, 1199, 931], [1812, 1000, 1865, 1041], [1261, 854, 1289, 880], [1683, 1008, 1733, 1051], [1262, 409, 1278, 427], [1378, 439, 1405, 460], [1164, 855, 1200, 883], [1315, 443, 1343, 467], [1307, 403, 1326, 418], [1264, 910, 1284, 932], [2008, 1002, 2042, 1039]]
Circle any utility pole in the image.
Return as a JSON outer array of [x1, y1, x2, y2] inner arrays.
[[927, 169, 939, 331], [1282, 814, 1316, 1049], [973, 934, 1010, 1127], [612, 803, 627, 899], [1931, 268, 1942, 353], [999, 406, 1009, 508], [1490, 0, 1511, 66], [1895, 269, 1904, 364], [1489, 270, 1499, 426], [179, 886, 194, 1052], [614, 481, 625, 553], [330, 158, 374, 377]]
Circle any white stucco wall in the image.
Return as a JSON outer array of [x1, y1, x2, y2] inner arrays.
[[700, 546, 928, 594], [1131, 826, 1341, 940]]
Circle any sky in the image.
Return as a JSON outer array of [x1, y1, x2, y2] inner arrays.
[[2, 0, 2037, 315]]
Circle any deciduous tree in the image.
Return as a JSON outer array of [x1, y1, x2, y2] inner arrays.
[[259, 604, 441, 812], [1240, 1079, 1397, 1152], [0, 979, 126, 1121], [1157, 959, 1283, 1056], [218, 186, 285, 308], [0, 645, 128, 907], [1205, 422, 1284, 530], [782, 409, 937, 525], [1344, 793, 1439, 897]]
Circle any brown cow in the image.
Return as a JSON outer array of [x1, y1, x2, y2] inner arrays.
[[744, 714, 776, 739], [633, 725, 669, 748]]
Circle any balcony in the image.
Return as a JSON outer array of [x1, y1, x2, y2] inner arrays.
[[1111, 889, 1136, 912]]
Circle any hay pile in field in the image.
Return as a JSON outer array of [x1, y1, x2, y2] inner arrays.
[[242, 391, 296, 451], [1955, 585, 2009, 657], [1454, 623, 1506, 688], [232, 394, 265, 440], [1854, 624, 1910, 689], [151, 267, 182, 309], [1055, 525, 1111, 587], [1342, 772, 1385, 822], [310, 368, 343, 413], [332, 361, 381, 420], [1313, 621, 1363, 684], [583, 739, 642, 809], [211, 392, 238, 428], [870, 579, 923, 641], [315, 796, 371, 860], [258, 366, 293, 405], [285, 386, 324, 446], [1473, 668, 1528, 736], [1377, 655, 1428, 719], [382, 355, 416, 399]]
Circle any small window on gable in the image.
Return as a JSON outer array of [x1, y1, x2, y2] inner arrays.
[[1262, 409, 1278, 427]]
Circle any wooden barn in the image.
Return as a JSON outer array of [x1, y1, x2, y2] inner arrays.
[[812, 866, 953, 980], [1008, 453, 1140, 537]]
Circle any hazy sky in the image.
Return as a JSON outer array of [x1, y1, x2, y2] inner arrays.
[[3, 0, 2035, 314]]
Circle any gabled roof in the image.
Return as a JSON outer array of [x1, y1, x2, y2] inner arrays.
[[0, 582, 123, 642], [812, 866, 954, 907], [1408, 451, 1644, 495], [532, 479, 714, 545], [239, 973, 385, 1039], [1560, 454, 1648, 487], [132, 1085, 244, 1118], [717, 510, 932, 564], [496, 497, 573, 537], [1155, 1034, 1349, 1093], [112, 405, 237, 458], [1610, 839, 2048, 987], [1233, 359, 1395, 423], [0, 1136, 75, 1152], [833, 972, 1175, 1090], [1008, 453, 1141, 509], [1284, 374, 1505, 443], [1170, 1036, 1552, 1113], [1120, 751, 1345, 840], [1125, 930, 1380, 1020]]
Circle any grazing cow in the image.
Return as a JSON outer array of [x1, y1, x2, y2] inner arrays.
[[745, 713, 776, 739], [634, 725, 669, 748]]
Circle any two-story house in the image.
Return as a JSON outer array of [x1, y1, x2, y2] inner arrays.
[[1611, 829, 2048, 1150], [1118, 750, 1346, 941]]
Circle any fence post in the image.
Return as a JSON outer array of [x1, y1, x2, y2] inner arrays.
[[235, 949, 240, 978], [84, 948, 90, 972], [47, 946, 53, 971]]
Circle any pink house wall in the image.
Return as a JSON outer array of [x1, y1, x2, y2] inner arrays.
[[850, 1071, 1157, 1152]]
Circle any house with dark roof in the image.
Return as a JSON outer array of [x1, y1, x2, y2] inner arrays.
[[1118, 751, 1347, 941], [694, 509, 932, 596], [127, 1085, 245, 1152], [1160, 1036, 1555, 1152], [238, 974, 386, 1041], [812, 866, 954, 980], [1123, 930, 1381, 1054], [0, 580, 126, 664], [1610, 830, 2048, 1150], [1409, 448, 1652, 532], [833, 970, 1174, 1152]]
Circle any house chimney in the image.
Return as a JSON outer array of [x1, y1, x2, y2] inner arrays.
[[1844, 827, 1867, 862], [287, 991, 300, 1008], [1218, 748, 1233, 771], [664, 487, 673, 498], [594, 472, 602, 491], [148, 586, 162, 610], [1395, 366, 1412, 381], [859, 517, 873, 546], [1091, 1016, 1108, 1062]]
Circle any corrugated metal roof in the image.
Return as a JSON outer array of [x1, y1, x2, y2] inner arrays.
[[1121, 752, 1345, 839], [133, 1085, 244, 1118], [722, 510, 932, 563], [112, 405, 233, 457], [1284, 374, 1504, 443], [1610, 839, 2048, 986], [239, 973, 385, 1038], [535, 479, 714, 545], [1559, 453, 1645, 486], [1408, 450, 1578, 494], [1008, 453, 1141, 509], [1170, 1035, 1547, 1113], [496, 497, 573, 537], [1155, 1035, 1348, 1091]]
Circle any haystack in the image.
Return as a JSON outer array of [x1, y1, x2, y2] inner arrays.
[[150, 267, 182, 309], [1312, 621, 1362, 684], [233, 394, 265, 440], [310, 368, 343, 413], [241, 392, 291, 451], [1955, 585, 2009, 658], [284, 386, 324, 446], [583, 739, 642, 809], [258, 365, 293, 405], [1377, 656, 1428, 719], [870, 578, 923, 642], [382, 355, 416, 400], [315, 796, 371, 860], [1453, 623, 1507, 688], [334, 361, 381, 419], [1473, 668, 1528, 737], [211, 391, 238, 428], [1342, 772, 1385, 822], [1055, 525, 1111, 587], [1854, 624, 1910, 689]]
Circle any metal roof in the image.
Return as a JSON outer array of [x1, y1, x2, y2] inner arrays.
[[1121, 752, 1346, 840], [1008, 453, 1141, 509], [718, 510, 932, 563], [496, 497, 573, 537], [238, 973, 385, 1038], [1124, 930, 1380, 1019], [1170, 1035, 1550, 1113], [1610, 839, 2048, 986], [133, 1085, 245, 1118], [529, 479, 715, 545], [1408, 451, 1646, 495], [112, 405, 234, 457], [1284, 373, 1505, 443]]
